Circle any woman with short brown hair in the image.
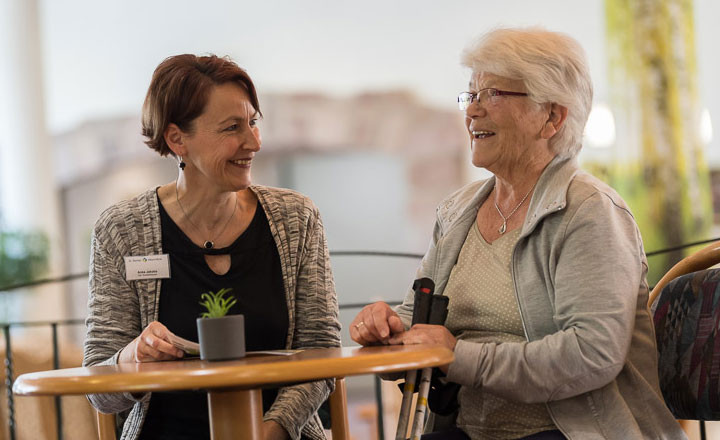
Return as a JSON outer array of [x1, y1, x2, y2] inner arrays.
[[83, 54, 341, 440]]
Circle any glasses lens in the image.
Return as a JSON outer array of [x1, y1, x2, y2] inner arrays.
[[458, 92, 472, 111]]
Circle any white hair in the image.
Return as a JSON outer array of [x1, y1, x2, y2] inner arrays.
[[461, 27, 593, 159]]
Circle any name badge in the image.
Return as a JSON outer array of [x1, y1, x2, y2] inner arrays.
[[124, 254, 171, 281]]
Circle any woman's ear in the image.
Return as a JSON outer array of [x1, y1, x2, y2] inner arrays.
[[540, 103, 569, 139], [164, 123, 186, 156]]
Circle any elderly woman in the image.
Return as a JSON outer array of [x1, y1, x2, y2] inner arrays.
[[350, 28, 684, 440], [83, 54, 341, 440]]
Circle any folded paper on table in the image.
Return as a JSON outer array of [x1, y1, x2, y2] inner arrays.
[[168, 334, 200, 355], [168, 334, 300, 357]]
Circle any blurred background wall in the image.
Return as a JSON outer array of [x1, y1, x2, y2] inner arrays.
[[1, 0, 719, 438]]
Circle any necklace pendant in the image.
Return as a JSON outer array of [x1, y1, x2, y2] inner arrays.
[[498, 222, 507, 235], [204, 241, 214, 249]]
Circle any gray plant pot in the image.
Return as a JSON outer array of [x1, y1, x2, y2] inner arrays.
[[196, 314, 246, 361]]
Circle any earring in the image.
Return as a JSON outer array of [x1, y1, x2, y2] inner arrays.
[[178, 156, 186, 170]]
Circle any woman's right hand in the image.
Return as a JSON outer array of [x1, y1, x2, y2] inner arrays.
[[350, 302, 406, 346], [118, 321, 184, 363]]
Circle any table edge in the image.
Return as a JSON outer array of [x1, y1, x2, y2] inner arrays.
[[12, 345, 454, 396]]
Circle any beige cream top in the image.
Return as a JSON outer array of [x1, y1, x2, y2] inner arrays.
[[443, 224, 555, 439]]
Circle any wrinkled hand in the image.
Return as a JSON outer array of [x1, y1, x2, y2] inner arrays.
[[389, 324, 457, 373], [350, 302, 406, 346], [263, 420, 289, 440], [118, 321, 184, 363]]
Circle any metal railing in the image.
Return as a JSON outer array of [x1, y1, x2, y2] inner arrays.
[[1, 240, 718, 440], [2, 319, 85, 440]]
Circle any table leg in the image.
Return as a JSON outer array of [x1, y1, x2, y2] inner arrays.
[[207, 388, 263, 440]]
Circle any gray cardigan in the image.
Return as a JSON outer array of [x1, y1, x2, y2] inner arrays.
[[397, 156, 686, 439], [83, 185, 341, 440]]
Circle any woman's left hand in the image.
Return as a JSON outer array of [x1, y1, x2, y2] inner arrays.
[[263, 420, 289, 440], [389, 324, 457, 373]]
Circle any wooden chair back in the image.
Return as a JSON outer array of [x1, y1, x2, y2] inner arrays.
[[648, 241, 720, 307], [647, 240, 720, 440]]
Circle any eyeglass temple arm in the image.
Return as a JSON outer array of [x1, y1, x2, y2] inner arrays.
[[495, 90, 528, 96]]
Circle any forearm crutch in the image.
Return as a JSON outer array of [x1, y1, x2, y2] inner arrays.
[[409, 295, 449, 439], [395, 369, 417, 440], [395, 278, 433, 440], [408, 366, 432, 439], [395, 279, 449, 440]]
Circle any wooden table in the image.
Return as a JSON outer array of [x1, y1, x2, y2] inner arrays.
[[12, 345, 453, 439]]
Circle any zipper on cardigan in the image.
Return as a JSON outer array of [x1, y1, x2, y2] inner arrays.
[[509, 244, 529, 341], [510, 238, 571, 440]]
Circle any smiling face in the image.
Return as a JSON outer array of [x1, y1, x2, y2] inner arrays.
[[178, 82, 261, 192], [465, 72, 554, 175]]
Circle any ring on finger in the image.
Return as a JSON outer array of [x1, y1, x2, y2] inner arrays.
[[355, 321, 365, 329]]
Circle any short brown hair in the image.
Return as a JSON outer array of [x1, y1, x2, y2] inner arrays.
[[141, 54, 261, 156]]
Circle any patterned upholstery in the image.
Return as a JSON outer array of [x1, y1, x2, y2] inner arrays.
[[653, 268, 720, 420]]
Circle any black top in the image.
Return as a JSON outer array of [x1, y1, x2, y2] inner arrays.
[[139, 194, 288, 440]]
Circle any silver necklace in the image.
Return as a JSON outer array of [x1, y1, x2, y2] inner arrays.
[[175, 182, 237, 249], [493, 183, 535, 234]]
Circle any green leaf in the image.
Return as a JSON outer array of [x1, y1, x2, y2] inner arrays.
[[198, 287, 236, 318]]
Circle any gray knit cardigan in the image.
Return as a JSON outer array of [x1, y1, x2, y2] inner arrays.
[[83, 185, 342, 440]]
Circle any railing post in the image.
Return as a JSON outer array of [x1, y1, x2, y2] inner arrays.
[[51, 323, 63, 440], [3, 324, 16, 440], [374, 375, 385, 440]]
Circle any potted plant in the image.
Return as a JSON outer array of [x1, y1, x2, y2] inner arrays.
[[196, 287, 245, 361]]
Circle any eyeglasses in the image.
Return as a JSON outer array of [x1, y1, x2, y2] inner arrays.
[[457, 88, 528, 111]]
